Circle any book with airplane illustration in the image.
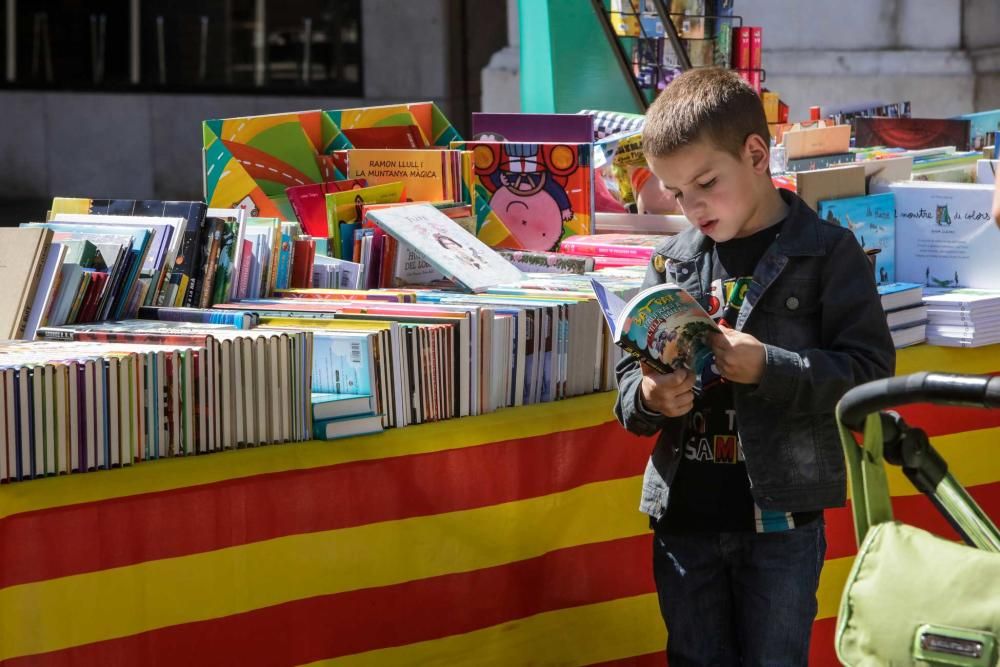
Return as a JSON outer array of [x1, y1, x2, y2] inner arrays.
[[590, 278, 720, 375], [817, 192, 895, 284]]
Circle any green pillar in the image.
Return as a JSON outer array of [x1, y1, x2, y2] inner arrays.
[[519, 0, 645, 115]]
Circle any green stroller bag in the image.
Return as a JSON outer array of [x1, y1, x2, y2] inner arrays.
[[835, 373, 1000, 666]]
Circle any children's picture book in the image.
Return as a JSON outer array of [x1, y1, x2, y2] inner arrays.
[[455, 141, 595, 252], [853, 117, 971, 151], [322, 102, 461, 154], [367, 204, 524, 293], [495, 249, 595, 275], [325, 182, 405, 260], [286, 178, 367, 238], [890, 182, 999, 289], [590, 278, 720, 375], [817, 192, 895, 284], [956, 108, 1000, 151], [559, 233, 664, 260]]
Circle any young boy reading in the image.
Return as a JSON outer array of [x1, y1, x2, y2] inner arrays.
[[614, 68, 895, 666]]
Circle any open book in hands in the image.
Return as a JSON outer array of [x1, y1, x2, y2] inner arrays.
[[591, 279, 720, 375]]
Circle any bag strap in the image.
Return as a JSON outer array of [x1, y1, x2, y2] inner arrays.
[[839, 412, 894, 546]]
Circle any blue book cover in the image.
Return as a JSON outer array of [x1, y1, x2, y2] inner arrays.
[[818, 192, 895, 284], [956, 108, 1000, 151], [311, 332, 373, 396]]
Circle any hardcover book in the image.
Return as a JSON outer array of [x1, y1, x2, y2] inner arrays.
[[471, 113, 594, 144], [454, 141, 594, 252], [890, 182, 999, 289], [367, 204, 524, 293], [817, 192, 895, 284], [590, 278, 720, 375]]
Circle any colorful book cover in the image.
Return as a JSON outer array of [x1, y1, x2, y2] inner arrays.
[[471, 113, 593, 143], [955, 109, 1000, 151], [559, 233, 663, 259], [202, 111, 325, 221], [890, 182, 998, 289], [784, 152, 857, 173], [818, 193, 895, 284], [591, 279, 720, 375], [346, 149, 453, 203], [325, 182, 405, 260], [367, 204, 524, 293], [853, 117, 971, 151], [286, 178, 367, 238], [322, 102, 461, 154], [454, 141, 594, 251]]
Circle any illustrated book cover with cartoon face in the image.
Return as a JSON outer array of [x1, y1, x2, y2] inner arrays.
[[453, 141, 595, 252]]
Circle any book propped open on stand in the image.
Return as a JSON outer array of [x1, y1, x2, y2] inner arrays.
[[590, 279, 719, 375], [366, 204, 524, 293]]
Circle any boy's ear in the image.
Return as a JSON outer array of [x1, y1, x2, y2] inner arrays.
[[743, 133, 771, 175]]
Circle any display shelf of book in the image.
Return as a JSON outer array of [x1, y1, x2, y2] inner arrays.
[[589, 0, 764, 110]]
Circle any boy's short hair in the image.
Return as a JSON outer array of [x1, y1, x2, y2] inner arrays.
[[642, 67, 770, 159]]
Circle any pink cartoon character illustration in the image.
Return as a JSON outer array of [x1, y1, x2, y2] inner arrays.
[[473, 143, 580, 251]]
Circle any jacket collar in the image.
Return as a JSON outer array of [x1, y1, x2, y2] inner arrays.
[[658, 188, 827, 261]]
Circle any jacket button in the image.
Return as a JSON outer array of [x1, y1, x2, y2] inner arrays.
[[785, 296, 799, 310]]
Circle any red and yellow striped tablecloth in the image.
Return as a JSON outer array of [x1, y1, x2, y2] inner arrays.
[[0, 344, 997, 666]]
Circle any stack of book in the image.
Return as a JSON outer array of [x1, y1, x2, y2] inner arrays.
[[778, 123, 855, 173], [558, 234, 665, 269], [923, 288, 1000, 347], [311, 392, 382, 440], [877, 283, 927, 349]]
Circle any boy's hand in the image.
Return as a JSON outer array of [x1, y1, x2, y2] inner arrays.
[[639, 363, 695, 417], [708, 329, 766, 384]]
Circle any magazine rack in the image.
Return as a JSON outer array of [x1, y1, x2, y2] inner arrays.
[[588, 0, 764, 111]]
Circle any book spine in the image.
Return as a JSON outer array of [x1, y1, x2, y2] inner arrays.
[[734, 26, 751, 69], [558, 241, 655, 260], [750, 26, 762, 70], [784, 152, 856, 172], [237, 240, 253, 300], [17, 239, 52, 339]]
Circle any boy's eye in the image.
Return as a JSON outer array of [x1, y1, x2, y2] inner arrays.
[[698, 178, 717, 189]]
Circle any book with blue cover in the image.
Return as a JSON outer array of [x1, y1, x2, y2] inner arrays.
[[311, 332, 374, 396], [311, 392, 375, 421], [818, 192, 895, 285]]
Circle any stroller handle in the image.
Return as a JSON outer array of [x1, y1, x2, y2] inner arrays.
[[838, 371, 1000, 432]]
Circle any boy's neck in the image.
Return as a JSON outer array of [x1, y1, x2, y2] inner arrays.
[[734, 184, 789, 239]]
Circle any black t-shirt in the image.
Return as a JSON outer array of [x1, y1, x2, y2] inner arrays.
[[659, 220, 821, 533]]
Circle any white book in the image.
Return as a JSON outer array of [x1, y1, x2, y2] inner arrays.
[[891, 323, 927, 349], [0, 373, 7, 482], [221, 339, 234, 449], [94, 358, 107, 469], [890, 182, 999, 289], [254, 337, 268, 444], [24, 243, 68, 340], [118, 358, 132, 466], [108, 357, 120, 467], [312, 413, 383, 440], [68, 363, 80, 472]]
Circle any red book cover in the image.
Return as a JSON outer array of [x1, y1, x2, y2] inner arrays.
[[77, 273, 108, 323], [733, 27, 751, 69], [750, 27, 762, 70], [749, 70, 762, 93], [341, 125, 427, 149], [286, 178, 367, 238], [290, 239, 316, 289]]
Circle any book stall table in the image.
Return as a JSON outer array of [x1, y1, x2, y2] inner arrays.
[[1, 343, 997, 666]]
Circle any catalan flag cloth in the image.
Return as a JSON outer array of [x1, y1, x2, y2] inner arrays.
[[1, 344, 997, 666]]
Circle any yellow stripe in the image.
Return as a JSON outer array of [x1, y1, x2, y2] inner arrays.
[[301, 594, 667, 667], [882, 427, 1000, 497], [0, 475, 648, 660], [304, 556, 856, 667], [896, 343, 999, 376], [0, 392, 620, 520]]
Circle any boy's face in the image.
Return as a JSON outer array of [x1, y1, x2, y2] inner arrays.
[[647, 135, 768, 242]]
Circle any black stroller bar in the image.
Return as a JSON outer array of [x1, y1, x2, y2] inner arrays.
[[839, 372, 1000, 432]]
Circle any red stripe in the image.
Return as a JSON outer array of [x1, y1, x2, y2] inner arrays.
[[894, 401, 1000, 437], [3, 534, 655, 667], [809, 616, 839, 666], [0, 421, 651, 589], [823, 481, 1000, 559]]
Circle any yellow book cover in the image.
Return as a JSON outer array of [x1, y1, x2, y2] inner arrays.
[[347, 149, 450, 203], [324, 182, 405, 259]]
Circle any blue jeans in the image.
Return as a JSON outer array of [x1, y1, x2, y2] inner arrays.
[[652, 519, 826, 666]]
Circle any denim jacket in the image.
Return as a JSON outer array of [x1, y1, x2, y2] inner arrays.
[[614, 190, 896, 518]]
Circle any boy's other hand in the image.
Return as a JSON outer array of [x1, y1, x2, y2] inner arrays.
[[708, 329, 766, 384], [639, 363, 695, 417]]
